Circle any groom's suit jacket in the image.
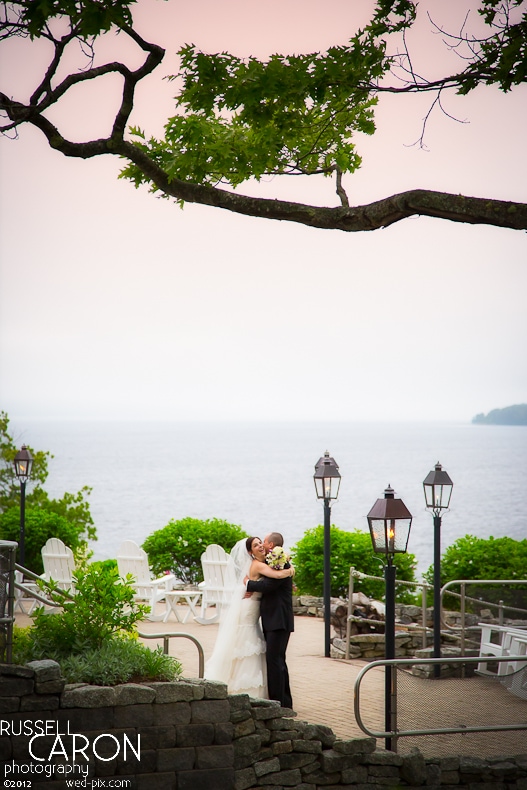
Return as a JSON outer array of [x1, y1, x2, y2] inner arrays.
[[246, 574, 294, 633]]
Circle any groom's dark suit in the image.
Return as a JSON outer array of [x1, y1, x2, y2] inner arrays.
[[246, 573, 294, 709]]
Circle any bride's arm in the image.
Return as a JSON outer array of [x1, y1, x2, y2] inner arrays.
[[250, 559, 294, 579]]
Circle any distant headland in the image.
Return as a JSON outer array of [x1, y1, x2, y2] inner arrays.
[[472, 404, 527, 425]]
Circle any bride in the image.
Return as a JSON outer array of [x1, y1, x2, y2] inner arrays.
[[204, 536, 294, 698]]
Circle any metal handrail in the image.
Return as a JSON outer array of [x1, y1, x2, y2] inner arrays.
[[138, 631, 205, 677], [354, 654, 527, 743]]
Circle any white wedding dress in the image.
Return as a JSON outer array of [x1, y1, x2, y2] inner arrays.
[[204, 539, 268, 698], [225, 591, 267, 697]]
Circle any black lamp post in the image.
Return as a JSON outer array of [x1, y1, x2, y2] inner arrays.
[[13, 445, 33, 568], [423, 462, 453, 678], [313, 451, 341, 658], [367, 485, 412, 751]]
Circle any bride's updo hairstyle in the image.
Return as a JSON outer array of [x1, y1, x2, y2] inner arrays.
[[246, 536, 260, 556]]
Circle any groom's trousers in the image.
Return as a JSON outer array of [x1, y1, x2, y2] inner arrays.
[[264, 628, 293, 709]]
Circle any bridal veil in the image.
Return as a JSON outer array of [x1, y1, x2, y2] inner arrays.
[[204, 538, 252, 683]]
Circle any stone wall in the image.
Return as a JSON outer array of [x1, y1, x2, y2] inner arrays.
[[2, 660, 527, 790]]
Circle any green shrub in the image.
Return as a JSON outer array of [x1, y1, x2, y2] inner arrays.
[[59, 640, 181, 685], [423, 534, 527, 609], [143, 517, 247, 584], [11, 561, 180, 685], [19, 563, 149, 661], [291, 525, 418, 603], [0, 506, 88, 575]]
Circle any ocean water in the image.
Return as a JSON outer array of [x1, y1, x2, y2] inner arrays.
[[8, 419, 527, 579]]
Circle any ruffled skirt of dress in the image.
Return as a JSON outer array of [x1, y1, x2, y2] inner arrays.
[[227, 596, 267, 698]]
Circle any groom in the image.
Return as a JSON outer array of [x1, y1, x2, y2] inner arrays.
[[246, 531, 294, 709]]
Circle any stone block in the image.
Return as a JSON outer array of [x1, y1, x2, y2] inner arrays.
[[178, 768, 235, 790], [341, 765, 368, 783], [0, 678, 34, 696], [270, 729, 301, 742], [215, 721, 234, 743], [269, 716, 304, 731], [0, 697, 20, 713], [139, 725, 176, 750], [153, 700, 191, 725], [178, 677, 227, 699], [233, 717, 256, 738], [233, 733, 262, 758], [0, 663, 34, 678], [234, 766, 256, 790], [118, 748, 156, 775], [114, 703, 154, 728], [257, 768, 302, 786], [34, 680, 65, 695], [333, 737, 376, 755], [401, 747, 427, 786], [319, 748, 358, 773], [136, 773, 175, 790], [301, 769, 340, 785], [254, 756, 281, 777], [26, 659, 62, 682], [0, 736, 12, 760], [303, 723, 336, 747], [252, 705, 289, 721], [61, 685, 117, 708], [278, 752, 317, 771], [20, 694, 60, 711], [113, 684, 156, 706], [363, 749, 403, 765], [191, 698, 231, 724], [195, 744, 234, 769], [56, 706, 115, 732], [156, 745, 195, 772], [292, 739, 322, 754], [146, 681, 194, 702], [272, 740, 293, 755], [176, 723, 215, 747]]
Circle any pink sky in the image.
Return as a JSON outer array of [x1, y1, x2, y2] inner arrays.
[[1, 0, 526, 421]]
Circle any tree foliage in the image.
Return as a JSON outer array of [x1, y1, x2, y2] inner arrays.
[[142, 516, 247, 584], [423, 534, 527, 609], [1, 1, 527, 231], [290, 524, 418, 602], [0, 411, 96, 572]]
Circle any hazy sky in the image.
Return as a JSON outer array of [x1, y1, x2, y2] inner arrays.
[[1, 0, 526, 423]]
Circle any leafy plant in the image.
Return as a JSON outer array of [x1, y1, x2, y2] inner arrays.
[[423, 534, 527, 609], [20, 563, 149, 661], [12, 562, 182, 685], [143, 517, 247, 584], [291, 525, 418, 603], [59, 641, 181, 686]]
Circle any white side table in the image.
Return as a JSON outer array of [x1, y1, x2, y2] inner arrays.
[[162, 589, 203, 624]]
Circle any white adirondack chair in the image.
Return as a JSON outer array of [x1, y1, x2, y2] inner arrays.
[[41, 537, 76, 592], [194, 543, 229, 624], [116, 540, 175, 621], [14, 570, 41, 615]]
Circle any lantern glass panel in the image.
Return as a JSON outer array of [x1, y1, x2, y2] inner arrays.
[[368, 518, 411, 554]]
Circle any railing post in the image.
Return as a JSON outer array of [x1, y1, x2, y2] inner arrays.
[[498, 599, 504, 626], [460, 582, 466, 677], [346, 567, 354, 661], [421, 584, 428, 649]]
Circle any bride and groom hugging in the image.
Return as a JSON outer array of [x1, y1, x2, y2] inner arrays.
[[204, 532, 295, 710]]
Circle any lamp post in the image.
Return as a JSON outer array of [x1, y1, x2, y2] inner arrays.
[[13, 445, 33, 568], [423, 462, 453, 678], [313, 451, 341, 658], [367, 485, 412, 751]]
